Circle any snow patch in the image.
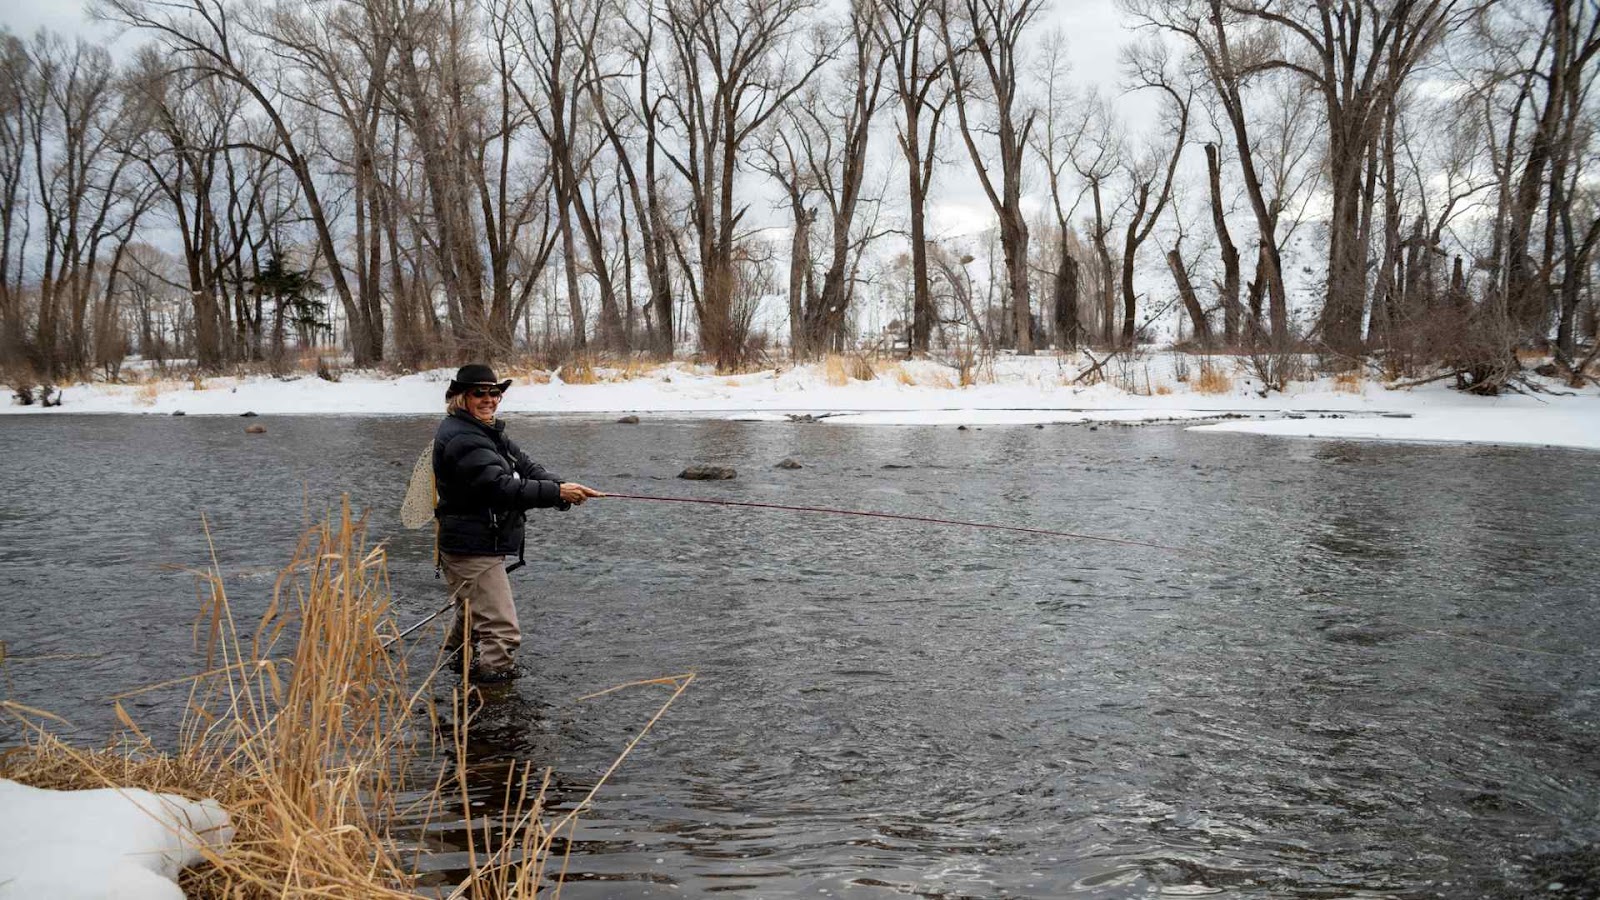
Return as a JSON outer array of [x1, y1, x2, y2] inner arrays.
[[0, 779, 234, 900], [1188, 408, 1600, 451]]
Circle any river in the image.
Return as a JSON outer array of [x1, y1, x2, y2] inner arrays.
[[1, 414, 1597, 897]]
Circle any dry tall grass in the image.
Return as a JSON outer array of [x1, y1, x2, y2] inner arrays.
[[0, 502, 691, 898], [3, 503, 423, 897], [558, 356, 600, 385], [1195, 361, 1233, 394], [820, 353, 876, 385], [134, 381, 166, 406]]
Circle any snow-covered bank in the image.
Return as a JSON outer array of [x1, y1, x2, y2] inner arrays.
[[1188, 408, 1600, 451], [4, 355, 1597, 451]]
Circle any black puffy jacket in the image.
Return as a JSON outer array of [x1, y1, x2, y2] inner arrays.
[[432, 410, 565, 556]]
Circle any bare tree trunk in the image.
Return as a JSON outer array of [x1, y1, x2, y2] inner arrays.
[[1204, 143, 1240, 344], [1053, 235, 1080, 348], [1168, 244, 1211, 346]]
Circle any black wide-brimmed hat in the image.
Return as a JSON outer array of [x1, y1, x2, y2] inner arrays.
[[446, 363, 513, 398]]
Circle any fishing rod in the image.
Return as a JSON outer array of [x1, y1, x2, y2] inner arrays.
[[385, 492, 1591, 661], [598, 492, 1192, 554], [382, 492, 1188, 651]]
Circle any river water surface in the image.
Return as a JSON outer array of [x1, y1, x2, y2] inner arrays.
[[1, 415, 1597, 898]]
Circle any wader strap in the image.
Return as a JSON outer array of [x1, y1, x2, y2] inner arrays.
[[506, 523, 527, 573]]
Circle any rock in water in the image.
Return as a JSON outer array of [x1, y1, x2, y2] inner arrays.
[[617, 415, 640, 424], [775, 458, 803, 469], [679, 465, 737, 480], [245, 424, 267, 434]]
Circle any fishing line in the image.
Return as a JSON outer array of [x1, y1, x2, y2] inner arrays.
[[387, 489, 1586, 662], [601, 492, 1194, 553]]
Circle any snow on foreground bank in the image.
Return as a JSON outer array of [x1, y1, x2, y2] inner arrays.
[[0, 779, 233, 899], [3, 355, 1597, 451]]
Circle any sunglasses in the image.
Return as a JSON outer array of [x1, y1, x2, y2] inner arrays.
[[469, 388, 503, 399]]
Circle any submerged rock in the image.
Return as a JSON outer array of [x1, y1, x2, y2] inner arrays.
[[679, 464, 736, 480], [245, 424, 267, 434], [775, 458, 803, 470], [617, 414, 640, 424]]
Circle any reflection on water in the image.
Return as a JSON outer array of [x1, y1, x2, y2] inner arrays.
[[2, 415, 1598, 897]]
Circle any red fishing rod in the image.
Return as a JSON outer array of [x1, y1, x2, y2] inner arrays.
[[598, 492, 1191, 554], [389, 484, 1191, 658]]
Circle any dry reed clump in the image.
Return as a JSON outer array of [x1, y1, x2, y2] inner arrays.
[[502, 365, 554, 385], [1154, 384, 1173, 395], [1195, 361, 1233, 394], [134, 381, 167, 406], [0, 502, 693, 899], [875, 361, 918, 387], [2, 503, 424, 898], [605, 356, 667, 382], [819, 354, 876, 386], [558, 357, 600, 385], [822, 355, 849, 386]]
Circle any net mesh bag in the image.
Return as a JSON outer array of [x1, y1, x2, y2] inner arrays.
[[399, 444, 436, 529]]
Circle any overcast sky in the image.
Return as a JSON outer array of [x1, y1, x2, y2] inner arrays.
[[2, 0, 1156, 244], [3, 0, 1140, 101]]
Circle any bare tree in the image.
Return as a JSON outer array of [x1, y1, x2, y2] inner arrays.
[[1230, 0, 1465, 357], [97, 0, 384, 364], [657, 0, 832, 370], [1067, 92, 1122, 345], [1124, 0, 1293, 344], [0, 33, 30, 365], [514, 0, 627, 353], [753, 120, 818, 354], [1495, 0, 1599, 340], [940, 0, 1041, 353], [592, 0, 677, 356], [877, 0, 951, 354], [1115, 38, 1190, 346], [23, 33, 147, 378], [1028, 30, 1090, 349], [783, 2, 888, 357]]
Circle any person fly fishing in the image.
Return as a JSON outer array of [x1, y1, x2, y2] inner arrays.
[[432, 364, 603, 683], [395, 367, 1189, 676]]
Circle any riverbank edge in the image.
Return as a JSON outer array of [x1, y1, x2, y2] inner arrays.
[[4, 356, 1598, 451]]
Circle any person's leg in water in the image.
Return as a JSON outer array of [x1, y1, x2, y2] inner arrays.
[[440, 552, 522, 681]]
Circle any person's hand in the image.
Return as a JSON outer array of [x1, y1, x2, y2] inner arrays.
[[559, 482, 604, 505]]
